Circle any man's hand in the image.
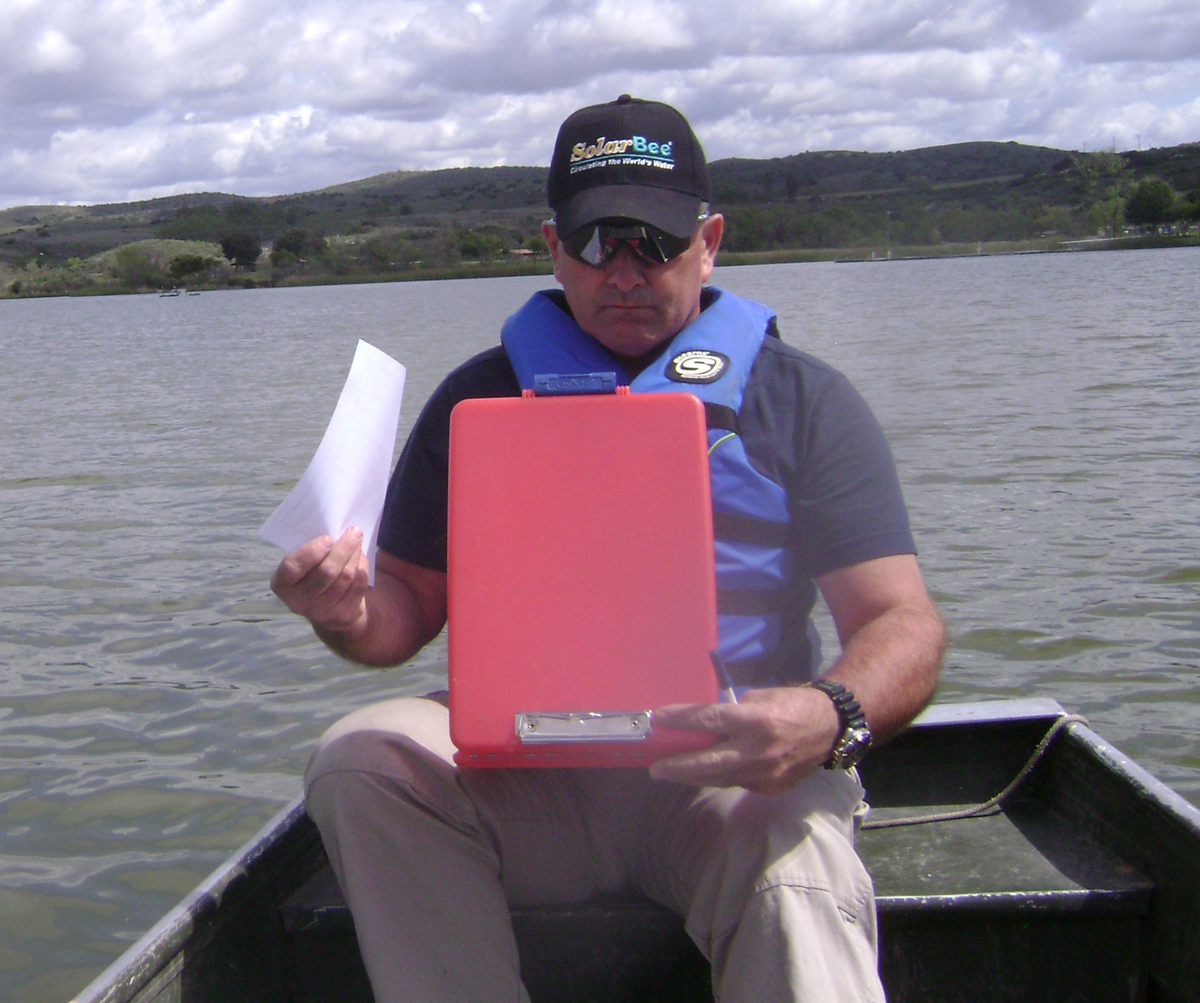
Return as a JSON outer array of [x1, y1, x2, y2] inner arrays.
[[271, 534, 447, 668], [650, 554, 945, 796], [649, 686, 841, 794], [270, 527, 370, 635]]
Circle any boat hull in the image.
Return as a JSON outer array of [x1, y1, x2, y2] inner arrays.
[[72, 699, 1200, 1003]]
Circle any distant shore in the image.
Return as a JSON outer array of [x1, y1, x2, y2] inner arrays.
[[2, 233, 1196, 300], [717, 233, 1198, 267]]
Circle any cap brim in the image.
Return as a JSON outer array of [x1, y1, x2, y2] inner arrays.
[[555, 184, 703, 239]]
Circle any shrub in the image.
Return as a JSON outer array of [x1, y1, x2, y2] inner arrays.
[[1125, 179, 1177, 231], [270, 229, 328, 268], [169, 254, 215, 280], [113, 245, 171, 290], [220, 231, 262, 269], [356, 232, 422, 271], [457, 229, 506, 261]]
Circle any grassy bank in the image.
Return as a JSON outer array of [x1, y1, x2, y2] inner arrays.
[[3, 234, 1197, 301], [0, 239, 557, 299], [268, 256, 556, 287], [714, 234, 1200, 266]]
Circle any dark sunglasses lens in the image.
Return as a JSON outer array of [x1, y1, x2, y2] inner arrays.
[[643, 228, 692, 262], [562, 224, 692, 267], [562, 226, 608, 266]]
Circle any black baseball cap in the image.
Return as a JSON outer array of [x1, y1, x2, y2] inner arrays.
[[547, 95, 710, 239]]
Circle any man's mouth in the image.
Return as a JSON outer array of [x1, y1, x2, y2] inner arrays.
[[599, 299, 655, 310]]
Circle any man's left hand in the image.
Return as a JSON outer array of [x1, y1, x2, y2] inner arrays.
[[650, 554, 945, 795], [648, 686, 841, 795]]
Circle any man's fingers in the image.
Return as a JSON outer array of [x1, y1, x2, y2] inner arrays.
[[271, 528, 367, 622], [649, 740, 796, 794], [649, 706, 761, 788], [650, 695, 825, 793], [270, 535, 335, 592], [648, 744, 739, 783], [306, 530, 365, 601], [304, 528, 363, 597], [326, 526, 365, 565], [653, 702, 743, 733]]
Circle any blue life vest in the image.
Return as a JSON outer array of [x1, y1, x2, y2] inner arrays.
[[501, 287, 800, 688]]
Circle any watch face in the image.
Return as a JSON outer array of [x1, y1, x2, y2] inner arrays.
[[833, 727, 873, 769]]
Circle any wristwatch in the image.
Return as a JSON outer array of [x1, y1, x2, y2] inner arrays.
[[808, 679, 873, 770]]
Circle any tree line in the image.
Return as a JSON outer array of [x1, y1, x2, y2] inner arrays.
[[141, 160, 1200, 281], [4, 143, 1199, 297]]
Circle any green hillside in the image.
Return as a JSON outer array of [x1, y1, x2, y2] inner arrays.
[[2, 140, 1198, 296]]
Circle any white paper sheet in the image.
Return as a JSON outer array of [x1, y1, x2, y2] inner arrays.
[[259, 340, 406, 584]]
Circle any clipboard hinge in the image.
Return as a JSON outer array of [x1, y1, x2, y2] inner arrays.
[[516, 710, 652, 743], [531, 372, 619, 396]]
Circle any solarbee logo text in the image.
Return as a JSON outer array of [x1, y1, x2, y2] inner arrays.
[[570, 136, 675, 162]]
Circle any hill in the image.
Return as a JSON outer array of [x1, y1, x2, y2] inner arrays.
[[711, 141, 1071, 199], [2, 140, 1198, 294], [0, 165, 550, 265]]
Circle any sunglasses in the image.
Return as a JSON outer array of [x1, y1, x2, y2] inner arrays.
[[560, 221, 694, 268]]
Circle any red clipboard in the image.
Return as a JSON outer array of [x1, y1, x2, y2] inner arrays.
[[447, 387, 719, 767]]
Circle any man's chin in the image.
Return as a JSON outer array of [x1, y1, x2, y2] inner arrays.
[[597, 329, 670, 361]]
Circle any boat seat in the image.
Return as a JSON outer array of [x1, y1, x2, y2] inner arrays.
[[279, 794, 1153, 1003], [280, 865, 709, 1003]]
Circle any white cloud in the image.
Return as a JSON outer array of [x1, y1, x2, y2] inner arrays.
[[31, 29, 85, 73], [0, 0, 1198, 207], [1069, 0, 1200, 62]]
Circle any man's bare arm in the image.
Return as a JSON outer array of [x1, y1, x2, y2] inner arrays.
[[649, 554, 945, 794], [270, 527, 447, 667], [815, 552, 945, 743]]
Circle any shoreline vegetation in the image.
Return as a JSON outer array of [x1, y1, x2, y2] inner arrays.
[[2, 233, 1196, 301], [3, 140, 1198, 300]]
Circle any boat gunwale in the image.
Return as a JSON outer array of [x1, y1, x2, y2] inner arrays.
[[875, 886, 1153, 915], [69, 796, 311, 1003]]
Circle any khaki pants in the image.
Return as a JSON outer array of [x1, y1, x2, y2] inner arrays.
[[304, 697, 884, 1003]]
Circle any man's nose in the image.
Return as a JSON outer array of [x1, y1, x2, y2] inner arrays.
[[603, 245, 647, 292]]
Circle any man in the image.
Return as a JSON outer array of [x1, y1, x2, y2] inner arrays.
[[273, 95, 945, 1002]]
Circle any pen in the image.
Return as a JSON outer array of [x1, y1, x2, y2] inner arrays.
[[709, 650, 739, 705]]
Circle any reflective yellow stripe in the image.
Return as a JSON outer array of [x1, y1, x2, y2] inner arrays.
[[709, 432, 736, 455]]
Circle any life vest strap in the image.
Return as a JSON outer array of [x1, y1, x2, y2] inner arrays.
[[704, 402, 739, 433], [717, 588, 787, 616], [713, 510, 789, 548]]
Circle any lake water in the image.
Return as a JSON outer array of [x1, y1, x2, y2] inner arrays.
[[1, 248, 1198, 1001]]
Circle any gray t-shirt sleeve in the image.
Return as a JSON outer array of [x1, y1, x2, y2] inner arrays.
[[739, 335, 915, 580]]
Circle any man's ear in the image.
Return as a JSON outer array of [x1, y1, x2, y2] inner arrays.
[[698, 214, 724, 279], [542, 221, 565, 285]]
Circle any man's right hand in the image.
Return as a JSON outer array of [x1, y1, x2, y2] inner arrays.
[[271, 533, 448, 668], [270, 527, 370, 634]]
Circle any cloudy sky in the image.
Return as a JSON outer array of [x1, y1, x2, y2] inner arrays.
[[2, 0, 1199, 209]]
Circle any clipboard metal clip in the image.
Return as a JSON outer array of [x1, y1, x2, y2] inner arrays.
[[515, 710, 652, 744]]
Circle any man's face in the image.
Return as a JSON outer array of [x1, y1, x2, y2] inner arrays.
[[542, 214, 724, 368]]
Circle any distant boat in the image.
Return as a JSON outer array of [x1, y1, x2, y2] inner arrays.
[[158, 288, 182, 297], [70, 698, 1200, 1003]]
